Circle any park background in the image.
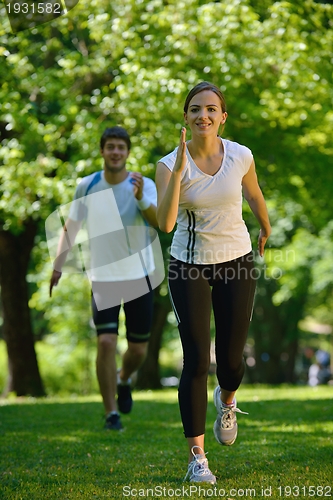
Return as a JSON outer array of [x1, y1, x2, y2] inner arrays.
[[0, 0, 333, 498]]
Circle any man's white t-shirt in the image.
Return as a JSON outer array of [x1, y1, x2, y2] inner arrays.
[[159, 138, 253, 264], [68, 171, 157, 281]]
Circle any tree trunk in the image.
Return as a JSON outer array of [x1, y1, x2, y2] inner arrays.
[[136, 291, 171, 389], [285, 337, 299, 383], [251, 278, 285, 383], [251, 268, 311, 384], [0, 222, 45, 397]]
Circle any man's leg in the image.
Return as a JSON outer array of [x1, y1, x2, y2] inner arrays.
[[117, 341, 149, 414], [96, 333, 118, 414], [91, 288, 123, 428], [119, 340, 149, 382], [117, 286, 153, 412]]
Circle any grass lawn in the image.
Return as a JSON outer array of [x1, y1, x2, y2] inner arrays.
[[0, 385, 332, 499]]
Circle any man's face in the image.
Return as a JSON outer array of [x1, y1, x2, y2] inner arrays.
[[100, 138, 130, 174]]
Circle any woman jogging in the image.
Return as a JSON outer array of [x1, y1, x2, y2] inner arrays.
[[156, 82, 271, 484]]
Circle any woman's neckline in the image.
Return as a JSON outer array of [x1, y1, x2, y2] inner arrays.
[[185, 137, 226, 178]]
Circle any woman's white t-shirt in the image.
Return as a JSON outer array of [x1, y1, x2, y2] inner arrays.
[[159, 137, 253, 264]]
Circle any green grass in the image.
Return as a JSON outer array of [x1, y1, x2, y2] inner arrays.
[[0, 385, 332, 499]]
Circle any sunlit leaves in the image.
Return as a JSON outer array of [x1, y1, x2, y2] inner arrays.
[[0, 0, 333, 339]]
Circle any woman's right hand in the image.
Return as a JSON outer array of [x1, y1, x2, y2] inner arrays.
[[174, 127, 187, 174]]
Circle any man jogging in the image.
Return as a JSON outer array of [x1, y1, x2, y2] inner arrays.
[[50, 126, 158, 430]]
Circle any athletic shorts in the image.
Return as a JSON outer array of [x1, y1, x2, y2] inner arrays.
[[91, 279, 154, 343]]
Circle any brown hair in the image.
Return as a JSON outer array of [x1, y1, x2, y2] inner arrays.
[[100, 126, 131, 150], [183, 82, 227, 113]]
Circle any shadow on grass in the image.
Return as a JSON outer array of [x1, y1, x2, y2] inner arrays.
[[206, 397, 333, 484], [0, 393, 332, 497]]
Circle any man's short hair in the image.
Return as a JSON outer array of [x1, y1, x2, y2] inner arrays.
[[100, 126, 131, 151]]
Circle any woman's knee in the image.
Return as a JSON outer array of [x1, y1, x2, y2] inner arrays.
[[217, 358, 245, 387], [184, 352, 210, 378]]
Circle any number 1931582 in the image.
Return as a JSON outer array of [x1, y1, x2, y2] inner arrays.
[[6, 2, 62, 14], [278, 485, 332, 497]]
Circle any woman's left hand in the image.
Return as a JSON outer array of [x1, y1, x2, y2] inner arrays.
[[258, 227, 271, 257]]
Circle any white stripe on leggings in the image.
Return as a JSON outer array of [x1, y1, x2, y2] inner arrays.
[[167, 281, 181, 325]]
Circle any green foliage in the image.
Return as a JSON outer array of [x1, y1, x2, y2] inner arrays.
[[1, 0, 333, 386], [29, 261, 92, 342], [36, 338, 99, 396], [1, 0, 333, 226], [0, 340, 7, 392], [0, 386, 332, 499], [1, 0, 332, 227], [303, 222, 333, 325], [0, 338, 99, 396], [261, 220, 333, 323]]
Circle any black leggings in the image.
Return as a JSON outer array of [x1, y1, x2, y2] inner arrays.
[[168, 253, 256, 438]]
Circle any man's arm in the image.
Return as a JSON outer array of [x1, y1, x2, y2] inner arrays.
[[49, 218, 82, 296], [139, 203, 158, 227], [130, 172, 158, 227]]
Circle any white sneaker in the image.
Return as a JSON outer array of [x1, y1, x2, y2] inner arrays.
[[213, 386, 248, 446], [184, 446, 216, 484]]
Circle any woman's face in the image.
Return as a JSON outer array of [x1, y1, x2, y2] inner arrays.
[[184, 90, 227, 138]]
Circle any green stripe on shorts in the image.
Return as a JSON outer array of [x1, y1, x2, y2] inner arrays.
[[128, 332, 151, 340], [96, 322, 118, 330]]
